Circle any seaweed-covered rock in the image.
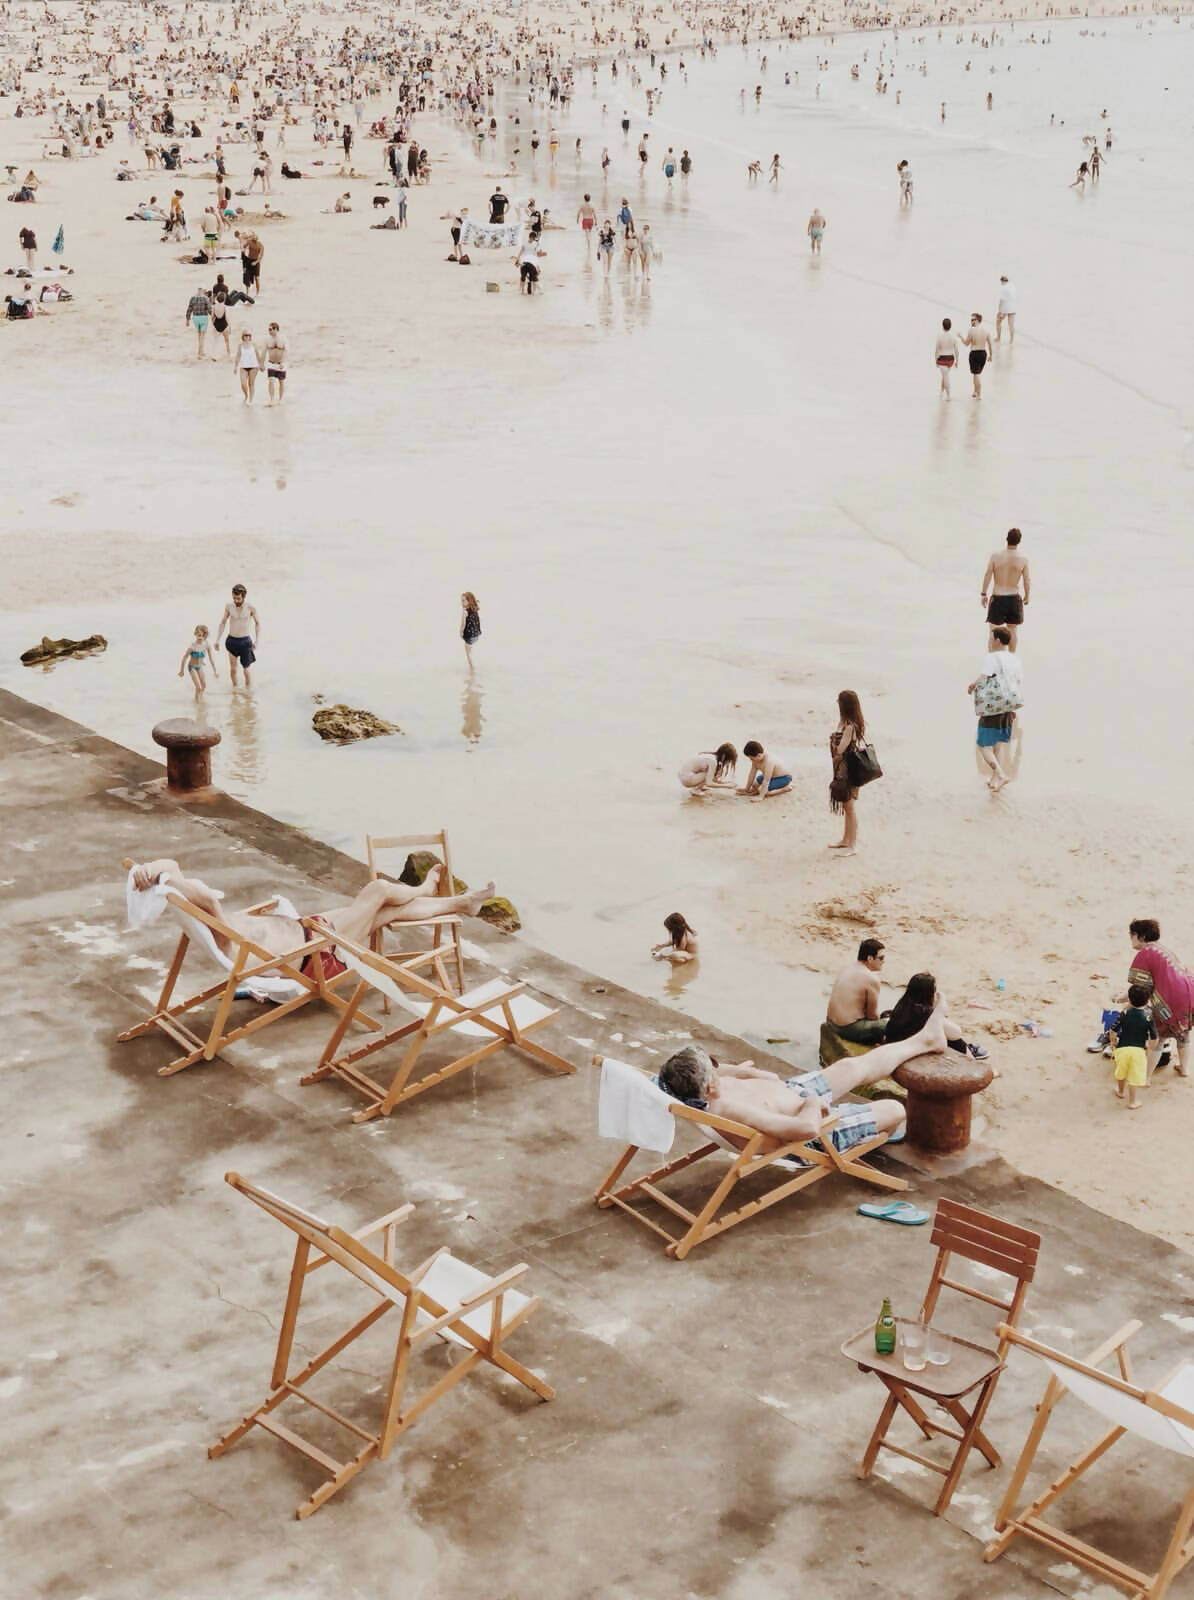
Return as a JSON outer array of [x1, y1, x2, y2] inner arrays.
[[398, 851, 466, 894], [20, 633, 107, 665], [477, 896, 521, 934], [311, 705, 399, 744]]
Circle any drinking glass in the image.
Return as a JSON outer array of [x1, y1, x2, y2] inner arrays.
[[901, 1323, 927, 1372], [926, 1327, 952, 1367]]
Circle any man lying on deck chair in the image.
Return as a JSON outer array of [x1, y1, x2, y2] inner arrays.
[[657, 1007, 948, 1154], [129, 858, 495, 961]]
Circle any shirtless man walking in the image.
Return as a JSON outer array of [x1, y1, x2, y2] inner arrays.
[[963, 310, 993, 399], [215, 583, 260, 686], [826, 938, 887, 1044], [980, 527, 1030, 651], [807, 206, 826, 254], [576, 193, 597, 250]]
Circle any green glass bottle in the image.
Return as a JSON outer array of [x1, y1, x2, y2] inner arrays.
[[874, 1296, 896, 1356]]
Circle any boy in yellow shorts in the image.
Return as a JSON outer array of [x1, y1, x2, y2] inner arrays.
[[1109, 984, 1156, 1110]]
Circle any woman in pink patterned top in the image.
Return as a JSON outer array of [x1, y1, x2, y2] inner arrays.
[[1127, 918, 1194, 1077]]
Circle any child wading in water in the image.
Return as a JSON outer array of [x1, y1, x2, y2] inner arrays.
[[179, 625, 218, 698], [460, 591, 481, 669], [651, 913, 698, 964], [1109, 984, 1156, 1110]]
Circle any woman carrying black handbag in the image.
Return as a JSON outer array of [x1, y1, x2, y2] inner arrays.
[[829, 690, 882, 854]]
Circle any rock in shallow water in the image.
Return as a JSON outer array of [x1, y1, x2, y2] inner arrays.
[[20, 634, 107, 664], [311, 705, 400, 743]]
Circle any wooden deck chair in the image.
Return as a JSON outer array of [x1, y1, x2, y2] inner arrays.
[[851, 1199, 1040, 1514], [366, 830, 465, 994], [591, 1055, 907, 1261], [985, 1320, 1194, 1598], [300, 932, 576, 1122], [209, 1172, 554, 1519], [116, 860, 380, 1076]]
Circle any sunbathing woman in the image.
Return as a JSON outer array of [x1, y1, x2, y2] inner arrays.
[[128, 859, 495, 962]]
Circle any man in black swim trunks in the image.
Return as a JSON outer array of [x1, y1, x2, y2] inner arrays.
[[215, 583, 260, 687], [980, 527, 1030, 652], [963, 310, 993, 399]]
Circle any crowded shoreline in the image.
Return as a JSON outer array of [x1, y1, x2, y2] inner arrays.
[[5, 0, 1194, 1264]]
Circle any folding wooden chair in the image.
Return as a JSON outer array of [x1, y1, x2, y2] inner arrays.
[[366, 830, 466, 994], [846, 1199, 1039, 1514], [592, 1055, 907, 1261], [985, 1321, 1194, 1598], [116, 861, 378, 1076], [209, 1173, 554, 1519], [300, 933, 576, 1122]]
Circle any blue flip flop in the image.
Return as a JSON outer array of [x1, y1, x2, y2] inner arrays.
[[858, 1200, 930, 1226]]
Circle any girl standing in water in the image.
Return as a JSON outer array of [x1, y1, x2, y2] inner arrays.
[[178, 624, 218, 699], [460, 591, 481, 669]]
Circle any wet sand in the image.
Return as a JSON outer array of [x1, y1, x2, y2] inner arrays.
[[5, 14, 1194, 1244]]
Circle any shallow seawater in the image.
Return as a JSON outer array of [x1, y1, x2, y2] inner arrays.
[[4, 15, 1193, 1039]]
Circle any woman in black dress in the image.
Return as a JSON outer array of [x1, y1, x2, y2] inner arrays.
[[460, 591, 481, 670]]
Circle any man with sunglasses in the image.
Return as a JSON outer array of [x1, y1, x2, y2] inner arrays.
[[825, 937, 888, 1045]]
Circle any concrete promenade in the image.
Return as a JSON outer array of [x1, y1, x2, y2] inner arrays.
[[2, 687, 1192, 1600]]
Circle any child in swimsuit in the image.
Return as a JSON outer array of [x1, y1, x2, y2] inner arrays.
[[178, 624, 217, 699]]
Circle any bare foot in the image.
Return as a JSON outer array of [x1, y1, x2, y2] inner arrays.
[[1128, 1102, 1142, 1111], [461, 880, 496, 916], [421, 863, 443, 894], [828, 841, 850, 850], [914, 1002, 949, 1057]]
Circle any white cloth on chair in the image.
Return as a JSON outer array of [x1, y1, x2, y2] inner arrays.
[[598, 1056, 675, 1154], [124, 867, 305, 1002]]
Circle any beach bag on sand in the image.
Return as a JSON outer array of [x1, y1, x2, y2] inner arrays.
[[973, 673, 1022, 717], [845, 740, 883, 788]]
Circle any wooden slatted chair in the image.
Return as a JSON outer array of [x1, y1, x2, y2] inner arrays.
[[366, 830, 466, 994], [592, 1055, 907, 1261], [116, 860, 379, 1076], [300, 932, 575, 1122], [985, 1320, 1194, 1599], [209, 1173, 554, 1519], [851, 1199, 1040, 1514]]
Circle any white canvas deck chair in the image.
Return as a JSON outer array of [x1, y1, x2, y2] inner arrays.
[[366, 830, 466, 994], [209, 1173, 554, 1519], [300, 933, 576, 1122], [116, 859, 378, 1076], [985, 1321, 1194, 1598], [591, 1055, 907, 1260]]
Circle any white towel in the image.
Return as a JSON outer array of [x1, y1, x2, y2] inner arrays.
[[598, 1057, 675, 1154], [124, 867, 304, 1002]]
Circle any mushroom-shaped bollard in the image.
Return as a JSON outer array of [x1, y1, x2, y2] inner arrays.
[[152, 718, 221, 797], [893, 1051, 993, 1156]]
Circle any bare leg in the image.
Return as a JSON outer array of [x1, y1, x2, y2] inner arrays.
[[820, 1005, 948, 1097]]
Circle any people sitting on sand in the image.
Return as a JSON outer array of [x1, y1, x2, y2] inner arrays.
[[737, 739, 791, 799], [657, 1007, 949, 1153], [331, 192, 352, 212], [651, 913, 698, 964], [825, 938, 888, 1046], [280, 161, 305, 179], [883, 972, 990, 1061], [371, 215, 399, 230], [678, 743, 737, 794], [127, 858, 496, 961]]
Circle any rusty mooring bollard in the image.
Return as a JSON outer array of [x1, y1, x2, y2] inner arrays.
[[894, 1052, 994, 1156], [152, 718, 221, 796]]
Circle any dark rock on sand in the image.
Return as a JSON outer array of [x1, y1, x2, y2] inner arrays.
[[21, 634, 107, 665], [476, 896, 521, 934], [311, 705, 400, 743]]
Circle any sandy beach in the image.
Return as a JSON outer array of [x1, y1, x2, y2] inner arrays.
[[5, 0, 1194, 1252]]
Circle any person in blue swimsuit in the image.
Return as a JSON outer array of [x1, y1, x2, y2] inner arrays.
[[178, 624, 218, 699], [737, 740, 792, 800]]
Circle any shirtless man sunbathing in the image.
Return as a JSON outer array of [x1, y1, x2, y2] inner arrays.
[[129, 859, 494, 962], [658, 1006, 948, 1154]]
